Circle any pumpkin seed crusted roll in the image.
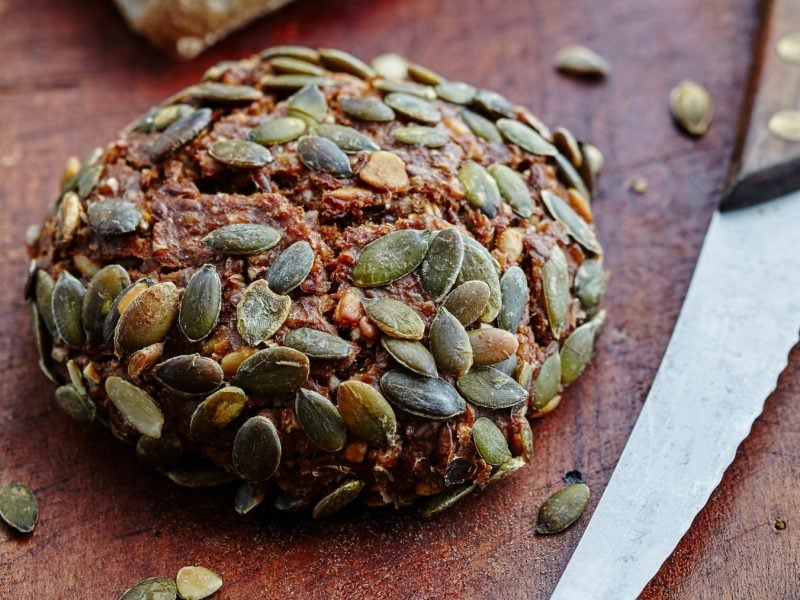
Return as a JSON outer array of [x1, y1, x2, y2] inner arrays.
[[26, 47, 608, 518]]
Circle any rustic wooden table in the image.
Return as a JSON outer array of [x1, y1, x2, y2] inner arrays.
[[1, 0, 797, 598]]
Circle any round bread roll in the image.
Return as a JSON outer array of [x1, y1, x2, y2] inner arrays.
[[26, 47, 608, 518]]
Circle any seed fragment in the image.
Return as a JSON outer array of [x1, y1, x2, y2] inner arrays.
[[114, 282, 180, 357], [152, 354, 223, 395], [533, 351, 562, 409], [119, 577, 177, 600], [561, 312, 605, 384], [380, 337, 438, 377], [248, 117, 307, 145], [297, 135, 353, 176], [543, 246, 570, 337], [384, 92, 442, 124], [189, 386, 248, 439], [421, 228, 464, 301], [359, 151, 409, 192], [421, 483, 475, 517], [435, 80, 477, 105], [391, 125, 450, 148], [150, 108, 212, 161], [337, 380, 397, 445], [233, 347, 310, 397], [472, 89, 516, 119], [362, 297, 425, 340], [319, 48, 376, 78], [468, 327, 519, 367], [202, 223, 281, 255], [52, 271, 86, 348], [460, 109, 502, 142], [473, 417, 512, 466], [459, 161, 502, 217], [456, 237, 502, 323], [0, 482, 39, 534], [189, 82, 263, 103], [340, 97, 396, 122], [176, 566, 223, 600], [295, 389, 347, 452], [554, 45, 610, 78], [498, 266, 529, 332], [536, 483, 590, 534], [456, 367, 528, 409], [380, 370, 466, 419], [575, 259, 609, 311], [497, 119, 558, 156], [288, 84, 328, 122], [54, 384, 96, 424], [105, 376, 164, 438], [443, 280, 491, 326], [541, 190, 602, 254], [429, 308, 473, 377], [236, 280, 291, 346], [670, 80, 713, 137], [488, 164, 533, 218], [180, 265, 221, 342], [353, 229, 430, 287], [209, 140, 273, 168], [82, 265, 130, 341], [284, 327, 353, 360], [232, 416, 281, 483], [312, 480, 365, 519]]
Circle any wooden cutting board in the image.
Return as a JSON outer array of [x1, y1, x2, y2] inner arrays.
[[0, 0, 797, 597]]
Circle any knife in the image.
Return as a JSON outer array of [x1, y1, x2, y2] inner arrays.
[[551, 0, 800, 597]]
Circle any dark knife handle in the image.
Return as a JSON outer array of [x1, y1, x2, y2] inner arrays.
[[721, 0, 800, 210]]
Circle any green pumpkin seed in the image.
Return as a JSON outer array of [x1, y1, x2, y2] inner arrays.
[[488, 456, 525, 483], [468, 327, 518, 367], [456, 367, 528, 409], [288, 84, 328, 122], [374, 78, 437, 99], [473, 89, 516, 119], [312, 480, 365, 519], [54, 384, 96, 424], [380, 370, 466, 419], [87, 199, 141, 236], [519, 108, 553, 141], [34, 270, 58, 337], [77, 163, 102, 199], [209, 140, 273, 168], [136, 432, 183, 468], [553, 127, 582, 168], [460, 109, 502, 142], [362, 297, 425, 340], [459, 161, 502, 217], [444, 457, 476, 486], [380, 337, 438, 377], [152, 354, 223, 395], [533, 351, 562, 409], [236, 280, 291, 346], [421, 229, 464, 300], [555, 152, 591, 199], [233, 416, 281, 482], [233, 347, 310, 397], [536, 483, 590, 534], [575, 259, 609, 311], [436, 80, 477, 105], [297, 135, 353, 176], [189, 386, 248, 439], [519, 417, 534, 461], [176, 566, 223, 600], [260, 74, 334, 90], [429, 308, 473, 377], [494, 354, 518, 377], [319, 48, 376, 78], [488, 164, 533, 218], [114, 282, 180, 357], [102, 279, 153, 347], [391, 125, 449, 148], [561, 312, 604, 384], [202, 223, 281, 255], [66, 360, 85, 394], [0, 482, 38, 534], [284, 327, 353, 360], [498, 266, 529, 332], [456, 237, 502, 323], [473, 417, 512, 466], [52, 271, 86, 348], [105, 376, 164, 438], [161, 464, 235, 488], [179, 265, 221, 342], [273, 492, 310, 513], [31, 304, 59, 385], [267, 241, 315, 294], [497, 118, 558, 156], [271, 56, 325, 76], [517, 359, 534, 389], [670, 80, 713, 137], [152, 103, 194, 131], [541, 190, 602, 254], [554, 45, 610, 78], [384, 92, 441, 124], [260, 45, 321, 63], [370, 52, 408, 79], [189, 82, 263, 103], [442, 280, 491, 326], [340, 97, 395, 122], [353, 229, 430, 287], [311, 123, 379, 153], [407, 62, 443, 85], [337, 380, 397, 444], [295, 389, 347, 452], [235, 481, 267, 515], [150, 108, 212, 161], [248, 117, 307, 145], [421, 483, 475, 517], [82, 265, 130, 341], [119, 577, 177, 600]]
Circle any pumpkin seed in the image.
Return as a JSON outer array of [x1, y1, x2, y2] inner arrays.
[[498, 266, 529, 332], [380, 337, 438, 377], [232, 416, 281, 483], [459, 161, 502, 217], [52, 271, 86, 348], [561, 313, 604, 384], [102, 279, 153, 347], [179, 265, 221, 342], [260, 45, 320, 63], [152, 354, 223, 395], [340, 97, 395, 122], [161, 464, 235, 488], [542, 246, 570, 337], [233, 347, 310, 397], [189, 386, 248, 439], [575, 259, 609, 311], [77, 164, 102, 199], [553, 127, 582, 168], [374, 78, 437, 99], [66, 359, 85, 394], [380, 370, 466, 419], [152, 104, 194, 131], [488, 456, 525, 482], [312, 123, 379, 153], [136, 432, 183, 468], [114, 282, 180, 357], [105, 376, 164, 438], [391, 125, 449, 147], [119, 577, 177, 600], [444, 457, 476, 486], [337, 380, 397, 444], [86, 199, 141, 236], [362, 297, 425, 340], [488, 164, 533, 218], [273, 492, 310, 513], [260, 74, 334, 90], [150, 108, 212, 161], [460, 109, 502, 142], [209, 139, 273, 168], [519, 108, 553, 141], [54, 384, 96, 424], [203, 223, 281, 256], [384, 92, 441, 124], [554, 45, 610, 78], [353, 229, 430, 287], [297, 135, 353, 176], [473, 89, 516, 119], [176, 566, 222, 600], [319, 48, 376, 78], [555, 152, 590, 199], [443, 280, 490, 326], [82, 265, 130, 341], [0, 482, 38, 534], [407, 62, 443, 85], [429, 308, 473, 377], [536, 483, 590, 534], [189, 82, 263, 103], [421, 229, 464, 301], [312, 480, 365, 519], [359, 150, 409, 191], [436, 80, 477, 105], [284, 327, 353, 360], [236, 280, 291, 346], [517, 359, 534, 389], [497, 118, 558, 156], [288, 84, 328, 122], [456, 237, 502, 323], [456, 367, 528, 409], [271, 56, 325, 76], [34, 270, 58, 337], [670, 80, 713, 137], [421, 483, 475, 517], [519, 417, 534, 461], [31, 304, 59, 385], [371, 52, 408, 79], [777, 31, 800, 66], [541, 190, 602, 254], [533, 351, 561, 409], [267, 241, 315, 294], [468, 327, 518, 367], [56, 190, 81, 245], [235, 481, 267, 515], [582, 142, 604, 175], [295, 389, 347, 452], [248, 117, 307, 145], [494, 354, 518, 377], [473, 417, 512, 466]]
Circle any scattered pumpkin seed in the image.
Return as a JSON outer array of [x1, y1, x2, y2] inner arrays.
[[260, 74, 334, 90], [34, 270, 58, 337], [105, 376, 164, 438], [161, 464, 235, 488], [295, 389, 347, 452], [248, 117, 307, 145], [232, 416, 281, 482], [235, 481, 267, 515], [119, 577, 177, 600], [297, 135, 353, 176], [284, 327, 353, 360], [271, 56, 325, 76], [575, 259, 609, 311], [380, 370, 466, 419], [488, 164, 533, 218], [52, 271, 86, 348], [54, 384, 96, 424], [202, 223, 281, 255], [459, 161, 502, 217], [435, 80, 477, 105], [136, 432, 183, 468], [152, 104, 194, 131], [421, 483, 475, 517], [288, 84, 328, 122], [473, 89, 516, 119], [497, 118, 558, 156], [370, 52, 408, 79], [189, 82, 263, 103], [456, 367, 528, 409], [189, 386, 248, 439], [536, 483, 590, 534], [533, 351, 562, 409], [443, 280, 491, 326], [380, 337, 438, 377], [391, 125, 449, 147], [150, 108, 213, 161], [260, 45, 320, 63], [429, 308, 473, 377], [337, 380, 397, 444], [473, 417, 512, 466], [236, 280, 291, 346], [102, 279, 153, 347], [233, 347, 310, 397], [460, 109, 502, 142], [359, 150, 409, 191], [0, 482, 38, 534], [421, 228, 464, 301], [152, 354, 223, 395], [670, 80, 713, 137], [353, 229, 430, 287], [554, 45, 610, 78], [543, 246, 570, 337], [312, 123, 379, 153], [384, 92, 442, 124], [114, 282, 180, 357], [468, 327, 518, 367], [362, 297, 425, 340], [82, 265, 130, 341], [340, 97, 395, 122], [179, 265, 221, 342], [560, 313, 604, 384], [768, 110, 800, 142], [87, 199, 141, 236], [312, 480, 365, 518], [456, 237, 502, 323], [267, 241, 315, 294], [176, 566, 223, 600], [374, 78, 437, 99], [444, 457, 477, 486], [209, 140, 272, 168], [319, 48, 376, 78], [498, 266, 529, 332]]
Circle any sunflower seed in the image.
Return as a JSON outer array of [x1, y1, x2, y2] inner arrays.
[[670, 80, 713, 137], [533, 351, 562, 409], [189, 386, 248, 439], [233, 347, 310, 397], [189, 82, 263, 103], [421, 229, 464, 300], [102, 279, 153, 347], [175, 566, 222, 600], [179, 265, 221, 342], [362, 297, 425, 340], [209, 140, 273, 168], [380, 337, 438, 377], [295, 389, 347, 452], [473, 417, 512, 466], [459, 161, 501, 217], [105, 376, 164, 438], [468, 327, 518, 367], [555, 152, 590, 199], [353, 229, 430, 287], [271, 56, 325, 76], [473, 89, 516, 119], [536, 483, 590, 534], [456, 237, 502, 323], [371, 52, 408, 79], [319, 48, 376, 78], [235, 481, 267, 515], [34, 270, 58, 337], [488, 164, 533, 218], [421, 483, 475, 517], [340, 97, 396, 122], [497, 118, 558, 156], [52, 271, 86, 348], [152, 104, 194, 131], [248, 117, 307, 145], [575, 259, 608, 311], [82, 265, 130, 341], [161, 464, 236, 488], [435, 80, 477, 105], [260, 45, 321, 63], [284, 327, 353, 360], [444, 457, 476, 486], [236, 280, 291, 345], [311, 123, 379, 153], [560, 312, 604, 384], [87, 199, 141, 236], [488, 456, 525, 483], [554, 44, 610, 77], [312, 480, 365, 519], [359, 150, 409, 191], [119, 577, 177, 600], [380, 370, 466, 419], [233, 416, 281, 483], [54, 384, 96, 424], [429, 308, 473, 377], [152, 354, 223, 395], [391, 125, 449, 147], [56, 190, 81, 245], [456, 367, 528, 409], [267, 241, 315, 294], [297, 135, 353, 176], [150, 108, 212, 161], [374, 78, 437, 99], [288, 84, 328, 122], [202, 223, 281, 255], [260, 74, 334, 90], [114, 282, 180, 357], [460, 109, 502, 142], [0, 482, 38, 534], [136, 432, 183, 468], [384, 92, 442, 124], [541, 190, 602, 254], [336, 380, 397, 445], [443, 280, 491, 326], [498, 266, 529, 332]]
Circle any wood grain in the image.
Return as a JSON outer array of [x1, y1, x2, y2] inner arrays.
[[0, 0, 797, 598]]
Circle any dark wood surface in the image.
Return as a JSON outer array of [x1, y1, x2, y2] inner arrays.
[[1, 0, 797, 598]]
